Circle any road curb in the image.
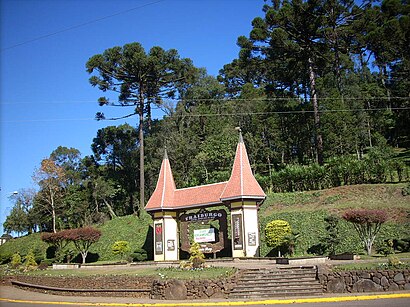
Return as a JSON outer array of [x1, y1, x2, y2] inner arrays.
[[1, 293, 410, 306]]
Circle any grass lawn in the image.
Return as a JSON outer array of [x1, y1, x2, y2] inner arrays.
[[332, 251, 410, 271], [333, 260, 410, 271], [0, 264, 236, 280]]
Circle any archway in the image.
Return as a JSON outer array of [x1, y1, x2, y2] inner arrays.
[[145, 132, 266, 261]]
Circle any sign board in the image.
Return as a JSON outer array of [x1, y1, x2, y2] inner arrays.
[[180, 208, 228, 253], [232, 214, 243, 250], [155, 223, 163, 255], [194, 228, 215, 243], [248, 232, 257, 246], [181, 211, 224, 222], [167, 239, 175, 251]]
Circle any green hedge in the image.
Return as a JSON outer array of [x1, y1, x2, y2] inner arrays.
[[260, 150, 409, 193]]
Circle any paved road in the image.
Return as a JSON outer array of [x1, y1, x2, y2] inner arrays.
[[1, 297, 410, 307]]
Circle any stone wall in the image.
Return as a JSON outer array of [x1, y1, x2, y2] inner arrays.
[[318, 267, 410, 293], [151, 277, 237, 300]]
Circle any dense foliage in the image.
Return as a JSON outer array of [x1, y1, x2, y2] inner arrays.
[[3, 0, 410, 235]]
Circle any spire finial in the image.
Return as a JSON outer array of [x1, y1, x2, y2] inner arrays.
[[164, 145, 168, 160], [235, 127, 243, 143]]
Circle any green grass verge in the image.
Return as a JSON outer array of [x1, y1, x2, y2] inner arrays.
[[333, 258, 410, 271], [0, 264, 236, 280]]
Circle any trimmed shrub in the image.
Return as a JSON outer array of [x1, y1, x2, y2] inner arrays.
[[265, 220, 292, 256], [23, 250, 37, 268], [130, 248, 148, 262], [112, 241, 131, 261], [11, 253, 22, 268]]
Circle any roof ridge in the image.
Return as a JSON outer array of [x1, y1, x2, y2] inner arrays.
[[176, 181, 228, 191]]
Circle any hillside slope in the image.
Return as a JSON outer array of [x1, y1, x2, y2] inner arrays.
[[0, 184, 408, 262], [259, 183, 410, 256]]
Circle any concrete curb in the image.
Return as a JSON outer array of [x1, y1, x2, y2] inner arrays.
[[1, 291, 410, 306]]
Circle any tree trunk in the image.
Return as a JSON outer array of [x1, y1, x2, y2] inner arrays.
[[103, 199, 117, 219], [81, 252, 87, 264], [308, 57, 324, 165], [366, 101, 373, 148], [147, 100, 152, 131], [50, 187, 57, 233], [138, 87, 145, 215]]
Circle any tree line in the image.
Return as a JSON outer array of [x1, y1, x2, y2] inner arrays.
[[4, 0, 410, 235]]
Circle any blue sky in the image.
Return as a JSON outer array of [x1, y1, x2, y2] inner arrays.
[[0, 0, 264, 235]]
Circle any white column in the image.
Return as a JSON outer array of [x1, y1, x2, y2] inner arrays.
[[242, 202, 259, 257], [153, 211, 179, 261], [230, 201, 259, 258]]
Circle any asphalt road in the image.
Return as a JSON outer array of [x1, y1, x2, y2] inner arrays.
[[1, 297, 410, 307], [0, 298, 410, 307]]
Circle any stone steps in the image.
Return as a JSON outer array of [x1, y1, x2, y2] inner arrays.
[[229, 266, 323, 299]]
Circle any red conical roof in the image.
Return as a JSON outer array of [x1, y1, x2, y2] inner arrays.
[[145, 133, 266, 212], [220, 132, 266, 201], [145, 150, 176, 210]]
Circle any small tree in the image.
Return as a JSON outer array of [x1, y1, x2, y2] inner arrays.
[[23, 250, 38, 269], [67, 227, 102, 264], [41, 230, 71, 263], [265, 220, 292, 257], [11, 253, 22, 268], [322, 215, 341, 256], [189, 242, 205, 268], [112, 241, 131, 261], [342, 209, 388, 255]]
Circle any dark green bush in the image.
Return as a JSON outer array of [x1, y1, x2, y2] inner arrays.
[[37, 261, 50, 270], [40, 259, 54, 266], [402, 183, 410, 196], [394, 238, 410, 252], [376, 239, 394, 256], [130, 248, 148, 262], [0, 252, 12, 264]]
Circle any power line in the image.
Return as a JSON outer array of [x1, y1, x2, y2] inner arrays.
[[1, 0, 166, 52], [169, 107, 410, 118], [2, 107, 409, 123], [1, 96, 409, 105], [2, 118, 95, 123]]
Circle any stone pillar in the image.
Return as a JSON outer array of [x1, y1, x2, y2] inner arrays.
[[230, 201, 260, 258], [153, 211, 179, 261]]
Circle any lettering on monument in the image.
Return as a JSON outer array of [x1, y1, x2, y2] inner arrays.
[[180, 209, 227, 253]]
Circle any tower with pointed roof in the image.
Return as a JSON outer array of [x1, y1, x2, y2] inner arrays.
[[146, 130, 266, 261]]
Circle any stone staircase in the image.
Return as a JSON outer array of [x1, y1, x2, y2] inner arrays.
[[229, 266, 323, 299]]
